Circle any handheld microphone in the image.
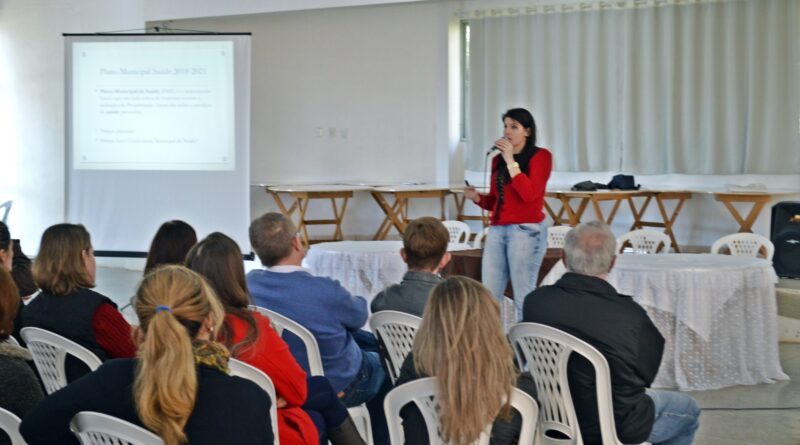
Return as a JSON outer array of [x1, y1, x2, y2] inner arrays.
[[485, 145, 499, 156]]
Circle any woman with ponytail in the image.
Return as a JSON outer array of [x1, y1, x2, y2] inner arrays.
[[186, 232, 364, 445], [463, 108, 552, 322], [20, 265, 274, 445]]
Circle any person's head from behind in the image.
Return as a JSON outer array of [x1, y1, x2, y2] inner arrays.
[[249, 212, 302, 267], [0, 268, 19, 342], [133, 265, 224, 445], [144, 220, 197, 274], [185, 232, 255, 354], [401, 217, 451, 273], [413, 276, 516, 444], [563, 221, 617, 277], [33, 223, 95, 295], [502, 108, 536, 151], [0, 222, 13, 271]]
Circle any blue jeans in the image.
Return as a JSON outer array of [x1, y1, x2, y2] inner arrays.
[[646, 389, 700, 445], [339, 349, 391, 445], [482, 223, 548, 322]]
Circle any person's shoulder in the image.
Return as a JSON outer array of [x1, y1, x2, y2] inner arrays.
[[203, 368, 271, 406]]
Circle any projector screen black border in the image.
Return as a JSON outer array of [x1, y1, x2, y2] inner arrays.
[[94, 250, 255, 261], [63, 32, 252, 36]]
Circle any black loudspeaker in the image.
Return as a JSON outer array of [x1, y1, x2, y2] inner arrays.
[[771, 202, 800, 278]]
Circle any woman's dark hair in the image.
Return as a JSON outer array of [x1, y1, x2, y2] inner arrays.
[[32, 223, 95, 295], [144, 220, 197, 274], [493, 108, 540, 218], [0, 268, 20, 341], [184, 232, 258, 356], [0, 222, 10, 252]]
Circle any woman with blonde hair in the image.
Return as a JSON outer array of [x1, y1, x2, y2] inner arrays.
[[20, 223, 135, 380], [186, 232, 364, 445], [395, 276, 537, 445], [20, 265, 274, 445]]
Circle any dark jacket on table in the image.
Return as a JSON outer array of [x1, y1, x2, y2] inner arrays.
[[0, 343, 44, 445], [522, 272, 664, 445], [20, 287, 114, 381], [370, 271, 442, 317], [20, 358, 273, 445], [395, 353, 537, 445]]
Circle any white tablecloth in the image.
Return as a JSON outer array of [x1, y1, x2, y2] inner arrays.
[[542, 254, 788, 390], [303, 241, 472, 304]]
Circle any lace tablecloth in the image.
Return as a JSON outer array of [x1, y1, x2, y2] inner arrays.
[[304, 241, 473, 303], [541, 254, 788, 391]]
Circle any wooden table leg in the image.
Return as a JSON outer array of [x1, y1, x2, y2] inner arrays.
[[267, 189, 299, 221], [371, 192, 407, 240], [296, 197, 311, 247], [716, 194, 770, 233]]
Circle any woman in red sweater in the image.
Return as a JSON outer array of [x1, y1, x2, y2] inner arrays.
[[186, 232, 364, 445], [464, 108, 552, 322], [21, 224, 136, 381]]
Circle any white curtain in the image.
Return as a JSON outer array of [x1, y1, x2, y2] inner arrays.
[[465, 0, 799, 174]]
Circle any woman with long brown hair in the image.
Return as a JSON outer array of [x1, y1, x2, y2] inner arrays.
[[186, 232, 364, 445], [20, 223, 135, 380], [20, 265, 274, 445], [395, 276, 536, 444]]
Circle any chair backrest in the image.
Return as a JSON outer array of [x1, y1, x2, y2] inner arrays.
[[616, 229, 671, 254], [20, 327, 103, 394], [228, 359, 279, 444], [70, 411, 164, 445], [711, 233, 775, 260], [3, 335, 20, 347], [0, 407, 26, 445], [249, 306, 374, 445], [248, 305, 325, 376], [384, 377, 538, 445], [441, 220, 471, 244], [0, 200, 11, 225], [472, 227, 489, 249], [509, 322, 628, 445], [368, 311, 422, 384], [547, 225, 572, 249]]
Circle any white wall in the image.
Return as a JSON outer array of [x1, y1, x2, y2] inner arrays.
[[166, 3, 457, 240], [0, 0, 146, 251]]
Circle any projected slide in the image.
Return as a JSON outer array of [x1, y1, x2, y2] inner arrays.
[[72, 41, 235, 170]]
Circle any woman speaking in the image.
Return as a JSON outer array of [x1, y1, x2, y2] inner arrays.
[[464, 108, 552, 322]]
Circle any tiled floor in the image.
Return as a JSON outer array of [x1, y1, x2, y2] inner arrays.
[[95, 266, 800, 444]]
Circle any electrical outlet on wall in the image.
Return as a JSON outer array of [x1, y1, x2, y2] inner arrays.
[[340, 128, 348, 139], [327, 127, 336, 138], [314, 127, 323, 138]]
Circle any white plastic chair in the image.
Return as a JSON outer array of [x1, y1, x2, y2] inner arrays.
[[442, 220, 471, 244], [616, 229, 671, 254], [508, 322, 651, 445], [20, 327, 103, 394], [70, 411, 164, 445], [0, 407, 26, 445], [0, 200, 11, 225], [3, 335, 20, 347], [547, 225, 572, 249], [384, 377, 538, 445], [368, 311, 421, 384], [472, 227, 489, 249], [711, 233, 774, 260], [250, 306, 373, 445], [229, 359, 279, 445]]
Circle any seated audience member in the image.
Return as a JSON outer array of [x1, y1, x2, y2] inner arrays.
[[395, 276, 537, 444], [20, 224, 136, 381], [523, 221, 700, 445], [20, 265, 273, 445], [370, 217, 451, 317], [247, 212, 388, 443], [186, 232, 365, 445], [0, 268, 44, 445], [143, 219, 197, 274]]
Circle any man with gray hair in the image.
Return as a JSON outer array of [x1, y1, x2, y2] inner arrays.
[[523, 221, 699, 445]]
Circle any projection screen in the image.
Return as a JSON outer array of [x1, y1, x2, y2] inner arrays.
[[64, 33, 251, 254]]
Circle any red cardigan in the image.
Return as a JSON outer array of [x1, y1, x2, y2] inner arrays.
[[226, 312, 318, 445], [477, 148, 552, 225]]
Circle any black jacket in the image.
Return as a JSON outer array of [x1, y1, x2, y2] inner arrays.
[[522, 272, 664, 444], [20, 359, 274, 445]]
